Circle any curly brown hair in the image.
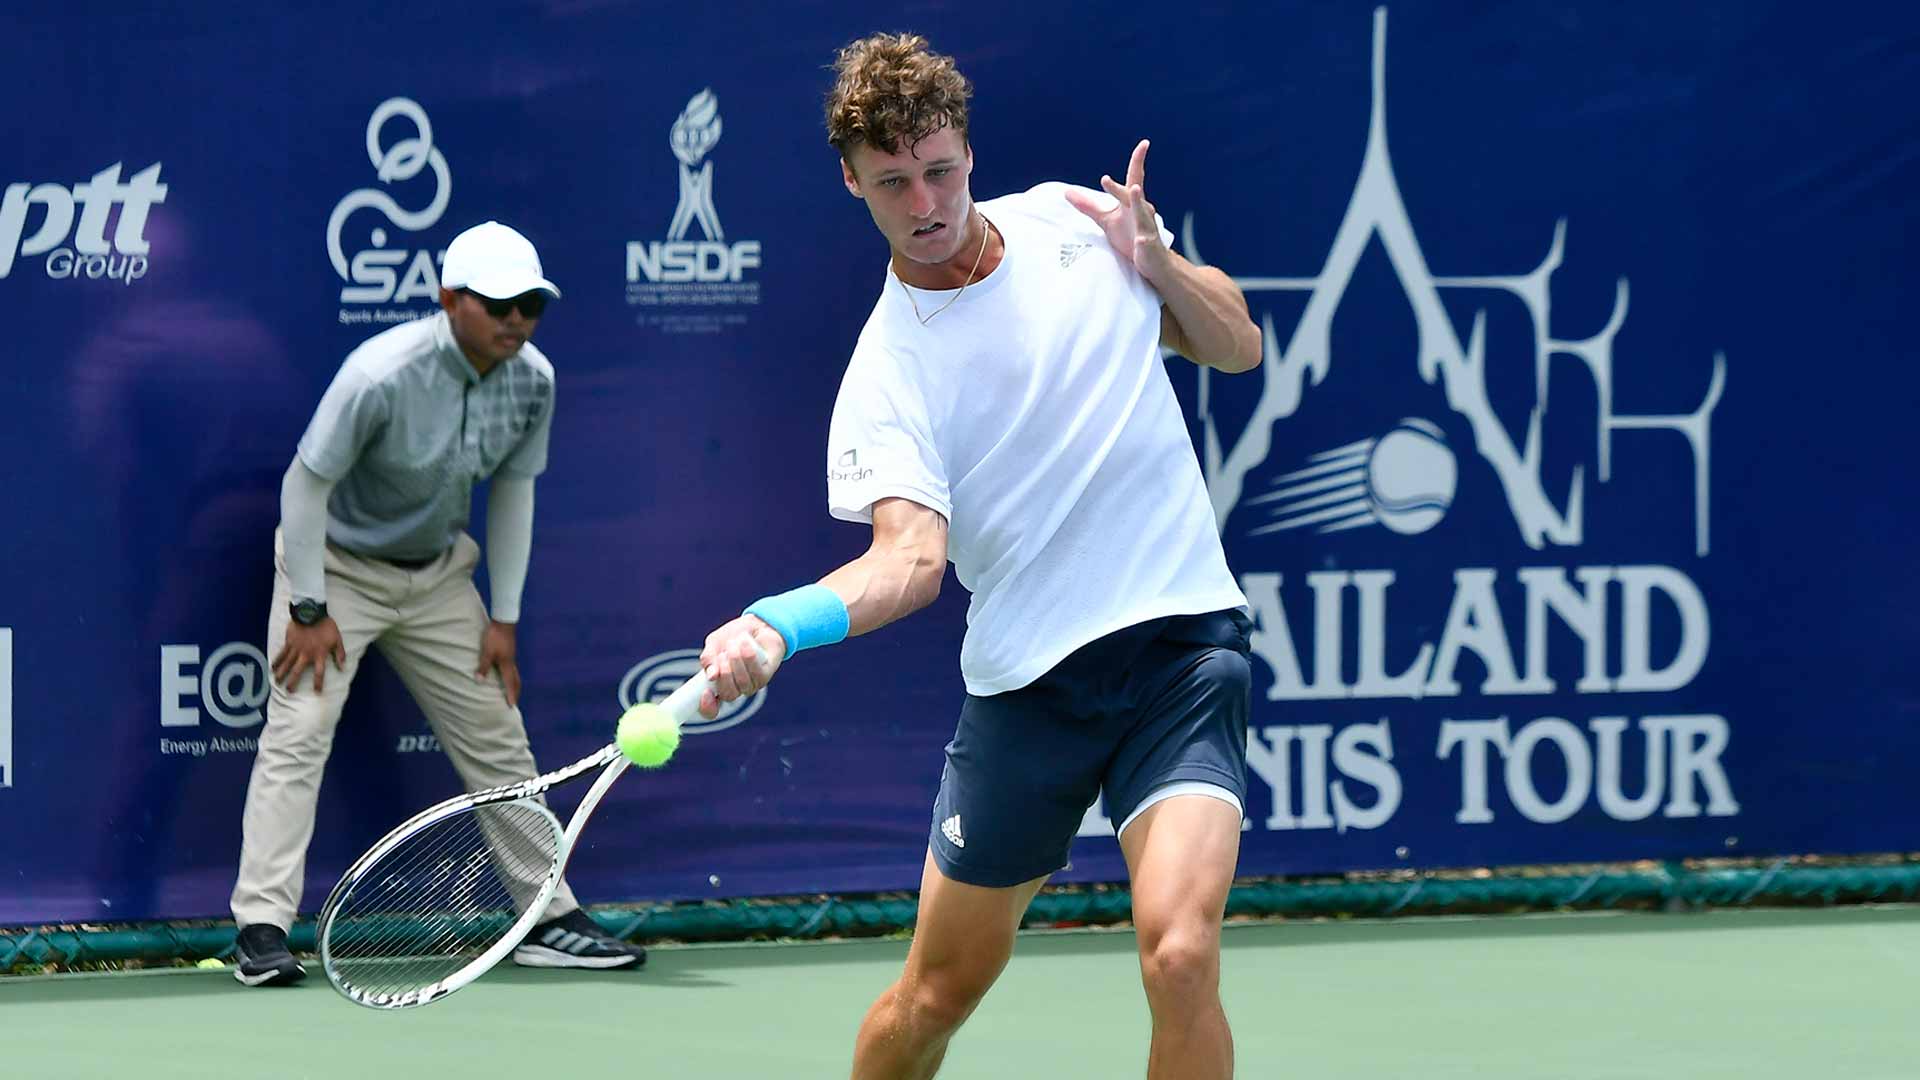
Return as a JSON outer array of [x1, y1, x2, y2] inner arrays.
[[824, 32, 972, 159]]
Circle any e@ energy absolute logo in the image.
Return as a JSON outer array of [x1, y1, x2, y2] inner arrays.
[[158, 642, 269, 757]]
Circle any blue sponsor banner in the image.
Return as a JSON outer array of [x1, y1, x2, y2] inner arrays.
[[2, 4, 1916, 923]]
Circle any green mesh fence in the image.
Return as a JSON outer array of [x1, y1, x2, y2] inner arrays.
[[5, 856, 1917, 972]]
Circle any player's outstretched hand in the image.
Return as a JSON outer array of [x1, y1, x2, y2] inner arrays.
[[697, 615, 787, 719], [1064, 139, 1171, 281]]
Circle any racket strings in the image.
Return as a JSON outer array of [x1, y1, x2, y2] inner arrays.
[[324, 798, 564, 1001]]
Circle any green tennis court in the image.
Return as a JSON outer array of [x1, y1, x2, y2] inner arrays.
[[4, 905, 1912, 1078]]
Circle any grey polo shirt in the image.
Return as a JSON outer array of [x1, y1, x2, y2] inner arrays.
[[297, 312, 554, 561]]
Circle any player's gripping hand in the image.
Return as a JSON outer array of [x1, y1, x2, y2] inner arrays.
[[1063, 138, 1172, 282], [697, 616, 787, 720], [274, 618, 346, 693]]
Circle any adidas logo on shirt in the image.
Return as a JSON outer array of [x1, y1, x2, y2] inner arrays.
[[1059, 242, 1091, 268], [940, 814, 965, 848]]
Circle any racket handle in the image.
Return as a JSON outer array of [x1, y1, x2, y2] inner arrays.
[[658, 637, 772, 722]]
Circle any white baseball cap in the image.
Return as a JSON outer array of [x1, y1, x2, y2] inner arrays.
[[441, 221, 561, 299]]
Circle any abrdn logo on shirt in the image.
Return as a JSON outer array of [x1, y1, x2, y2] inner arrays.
[[830, 448, 873, 483]]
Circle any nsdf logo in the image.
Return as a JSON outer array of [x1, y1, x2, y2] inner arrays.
[[618, 649, 765, 736], [158, 642, 268, 757], [625, 88, 762, 333]]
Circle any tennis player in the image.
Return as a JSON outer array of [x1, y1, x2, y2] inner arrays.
[[228, 221, 645, 986], [696, 33, 1262, 1079]]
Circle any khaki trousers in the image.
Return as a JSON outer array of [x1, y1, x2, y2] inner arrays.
[[230, 529, 579, 930]]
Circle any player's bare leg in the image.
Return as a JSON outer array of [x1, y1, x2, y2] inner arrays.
[[1121, 793, 1242, 1080], [851, 852, 1047, 1080]]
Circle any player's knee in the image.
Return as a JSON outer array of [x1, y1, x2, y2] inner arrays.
[[1138, 924, 1220, 1006], [905, 963, 998, 1032], [258, 708, 339, 760], [441, 708, 530, 751]]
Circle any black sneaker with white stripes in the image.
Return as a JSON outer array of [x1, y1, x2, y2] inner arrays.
[[512, 910, 647, 969], [232, 923, 307, 987]]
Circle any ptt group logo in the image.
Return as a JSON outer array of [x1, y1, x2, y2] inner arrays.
[[625, 89, 762, 333], [0, 162, 167, 285], [1184, 8, 1735, 836], [158, 642, 269, 757], [618, 649, 765, 736], [328, 97, 452, 326]]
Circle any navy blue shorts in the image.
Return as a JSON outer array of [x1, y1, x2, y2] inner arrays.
[[929, 608, 1254, 888]]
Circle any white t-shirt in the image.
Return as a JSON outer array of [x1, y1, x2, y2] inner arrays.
[[826, 182, 1247, 695]]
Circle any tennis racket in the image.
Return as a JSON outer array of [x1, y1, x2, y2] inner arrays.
[[316, 648, 740, 1009]]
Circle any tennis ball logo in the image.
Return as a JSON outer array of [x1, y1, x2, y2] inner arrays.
[[1364, 419, 1457, 535], [618, 649, 765, 735]]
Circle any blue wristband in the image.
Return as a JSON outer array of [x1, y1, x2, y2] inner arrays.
[[745, 584, 850, 658]]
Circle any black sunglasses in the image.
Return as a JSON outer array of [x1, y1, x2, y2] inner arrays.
[[462, 288, 548, 320]]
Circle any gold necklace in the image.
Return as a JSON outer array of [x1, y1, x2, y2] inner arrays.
[[899, 211, 990, 325]]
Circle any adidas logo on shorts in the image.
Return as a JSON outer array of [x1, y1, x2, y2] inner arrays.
[[941, 814, 965, 848]]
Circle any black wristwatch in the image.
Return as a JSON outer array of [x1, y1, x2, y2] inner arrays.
[[289, 599, 329, 626]]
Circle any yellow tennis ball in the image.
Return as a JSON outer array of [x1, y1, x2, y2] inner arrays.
[[616, 703, 681, 767], [195, 957, 225, 970]]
